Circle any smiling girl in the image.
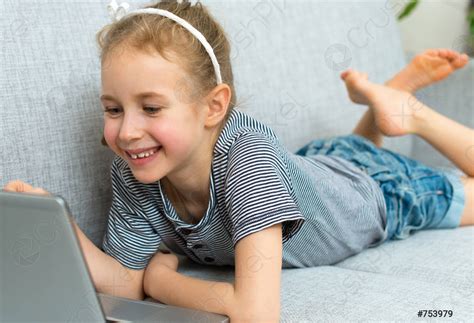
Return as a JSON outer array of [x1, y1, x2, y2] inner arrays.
[[3, 1, 473, 321]]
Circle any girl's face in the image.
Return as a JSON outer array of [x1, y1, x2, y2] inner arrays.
[[100, 47, 209, 184]]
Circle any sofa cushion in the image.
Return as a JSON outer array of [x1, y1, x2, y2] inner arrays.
[[335, 227, 474, 294]]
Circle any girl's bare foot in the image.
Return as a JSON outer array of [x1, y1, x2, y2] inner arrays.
[[341, 69, 427, 137], [386, 48, 469, 92]]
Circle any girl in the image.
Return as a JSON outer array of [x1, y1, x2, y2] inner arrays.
[[3, 1, 473, 321]]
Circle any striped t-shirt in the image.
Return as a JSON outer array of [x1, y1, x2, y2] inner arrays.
[[102, 108, 388, 270]]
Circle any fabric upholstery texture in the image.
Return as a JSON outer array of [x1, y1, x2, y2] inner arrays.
[[1, 0, 472, 321]]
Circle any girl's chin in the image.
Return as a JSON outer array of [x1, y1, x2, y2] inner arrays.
[[132, 172, 162, 184]]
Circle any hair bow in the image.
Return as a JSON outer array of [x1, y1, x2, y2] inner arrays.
[[107, 0, 130, 22]]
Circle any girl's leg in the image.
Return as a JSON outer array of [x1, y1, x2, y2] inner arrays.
[[350, 99, 383, 147], [351, 49, 469, 147], [342, 69, 474, 226], [342, 69, 474, 177], [414, 103, 474, 178], [415, 109, 474, 227], [459, 176, 474, 226]]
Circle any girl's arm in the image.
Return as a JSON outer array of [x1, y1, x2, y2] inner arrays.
[[143, 223, 283, 322], [2, 180, 146, 301], [72, 221, 146, 300], [232, 222, 282, 321]]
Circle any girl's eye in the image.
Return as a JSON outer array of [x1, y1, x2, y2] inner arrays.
[[144, 106, 162, 114], [103, 107, 162, 115], [103, 107, 121, 115]]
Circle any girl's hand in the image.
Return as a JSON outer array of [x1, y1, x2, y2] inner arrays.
[[2, 180, 51, 196], [148, 250, 179, 272]]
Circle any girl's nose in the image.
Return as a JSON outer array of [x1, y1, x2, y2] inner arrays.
[[118, 114, 144, 142]]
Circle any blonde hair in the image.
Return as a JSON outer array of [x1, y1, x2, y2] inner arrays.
[[96, 0, 237, 147]]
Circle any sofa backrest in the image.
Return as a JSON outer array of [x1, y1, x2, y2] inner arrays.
[[0, 0, 408, 246]]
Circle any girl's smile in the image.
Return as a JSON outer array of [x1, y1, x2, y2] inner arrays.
[[126, 146, 161, 167]]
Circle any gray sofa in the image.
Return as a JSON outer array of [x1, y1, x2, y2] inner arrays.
[[1, 0, 473, 321]]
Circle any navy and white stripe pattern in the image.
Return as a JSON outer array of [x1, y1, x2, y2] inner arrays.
[[102, 109, 388, 270]]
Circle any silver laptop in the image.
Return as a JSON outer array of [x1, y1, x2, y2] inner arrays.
[[0, 191, 229, 322]]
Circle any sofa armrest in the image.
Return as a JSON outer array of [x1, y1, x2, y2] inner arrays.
[[409, 58, 474, 169]]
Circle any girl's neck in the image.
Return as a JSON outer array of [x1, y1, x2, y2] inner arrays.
[[161, 124, 221, 207], [162, 176, 208, 206], [160, 122, 223, 223], [161, 177, 209, 224]]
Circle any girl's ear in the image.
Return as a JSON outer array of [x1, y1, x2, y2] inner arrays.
[[204, 83, 231, 128]]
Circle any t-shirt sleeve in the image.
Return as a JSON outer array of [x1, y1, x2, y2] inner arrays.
[[101, 156, 161, 270], [225, 132, 306, 248]]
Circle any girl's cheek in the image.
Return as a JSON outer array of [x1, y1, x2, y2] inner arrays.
[[103, 122, 119, 149], [158, 123, 190, 150]]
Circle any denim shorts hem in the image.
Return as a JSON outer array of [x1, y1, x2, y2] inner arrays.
[[436, 170, 466, 228]]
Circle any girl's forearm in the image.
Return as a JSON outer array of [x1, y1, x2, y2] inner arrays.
[[144, 264, 237, 318], [72, 220, 145, 300]]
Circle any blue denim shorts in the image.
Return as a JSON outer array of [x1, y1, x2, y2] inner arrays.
[[295, 134, 466, 241]]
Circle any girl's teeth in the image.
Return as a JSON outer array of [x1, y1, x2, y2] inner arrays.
[[130, 147, 159, 159]]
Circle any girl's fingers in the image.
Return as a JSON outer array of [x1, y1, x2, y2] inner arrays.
[[2, 180, 51, 196], [3, 180, 34, 192]]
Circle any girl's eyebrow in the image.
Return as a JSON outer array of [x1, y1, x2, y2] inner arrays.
[[100, 91, 168, 101]]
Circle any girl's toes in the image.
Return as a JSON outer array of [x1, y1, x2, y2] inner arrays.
[[439, 49, 449, 58], [340, 70, 350, 80], [453, 53, 469, 68], [446, 49, 455, 56], [424, 49, 439, 57]]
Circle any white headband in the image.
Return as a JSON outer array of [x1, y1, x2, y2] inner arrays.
[[107, 0, 223, 84]]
